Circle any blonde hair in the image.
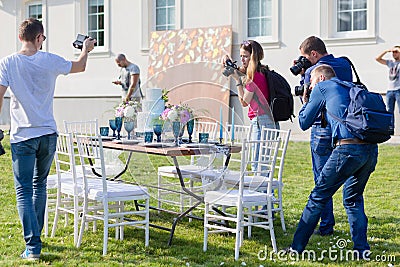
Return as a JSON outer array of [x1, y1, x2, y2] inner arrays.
[[312, 64, 337, 80]]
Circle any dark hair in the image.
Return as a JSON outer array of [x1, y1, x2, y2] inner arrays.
[[19, 18, 44, 43], [241, 40, 266, 80], [299, 36, 327, 55]]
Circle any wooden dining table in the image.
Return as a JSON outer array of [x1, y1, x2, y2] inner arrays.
[[100, 140, 241, 245]]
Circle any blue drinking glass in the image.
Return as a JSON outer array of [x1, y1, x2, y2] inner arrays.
[[115, 117, 123, 140], [172, 121, 181, 146], [109, 119, 117, 137], [186, 119, 194, 143], [124, 121, 135, 140], [153, 124, 163, 143]]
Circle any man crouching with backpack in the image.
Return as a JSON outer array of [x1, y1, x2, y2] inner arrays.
[[286, 65, 377, 260]]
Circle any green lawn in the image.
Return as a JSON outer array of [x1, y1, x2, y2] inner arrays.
[[0, 134, 399, 266]]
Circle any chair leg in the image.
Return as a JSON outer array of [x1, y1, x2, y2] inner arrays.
[[268, 202, 278, 253], [44, 200, 49, 237], [157, 173, 162, 211], [203, 202, 209, 252], [145, 198, 150, 247]]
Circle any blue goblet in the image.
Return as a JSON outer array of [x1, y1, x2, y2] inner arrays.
[[172, 121, 181, 146], [115, 117, 123, 140], [186, 119, 194, 143], [153, 124, 163, 143], [109, 119, 117, 137], [124, 120, 135, 140]]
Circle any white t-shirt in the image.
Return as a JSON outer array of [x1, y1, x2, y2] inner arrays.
[[0, 51, 72, 143], [119, 63, 141, 98], [386, 60, 400, 90]]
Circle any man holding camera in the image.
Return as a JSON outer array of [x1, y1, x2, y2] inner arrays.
[[288, 64, 377, 258], [0, 18, 96, 260], [112, 54, 142, 103], [293, 36, 352, 236]]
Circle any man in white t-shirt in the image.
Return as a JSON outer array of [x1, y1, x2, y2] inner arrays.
[[0, 18, 96, 261], [112, 54, 142, 102], [376, 46, 400, 125]]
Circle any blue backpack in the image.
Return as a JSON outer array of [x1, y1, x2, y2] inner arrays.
[[328, 79, 394, 144]]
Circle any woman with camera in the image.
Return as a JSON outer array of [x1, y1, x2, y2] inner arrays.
[[224, 40, 278, 146]]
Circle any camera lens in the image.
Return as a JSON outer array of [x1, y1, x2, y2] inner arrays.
[[222, 66, 235, 77], [290, 63, 303, 76], [294, 85, 304, 96]]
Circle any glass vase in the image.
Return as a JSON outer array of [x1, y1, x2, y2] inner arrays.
[[115, 117, 123, 140]]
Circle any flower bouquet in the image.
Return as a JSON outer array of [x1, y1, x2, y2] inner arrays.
[[115, 100, 141, 139], [160, 104, 195, 145]]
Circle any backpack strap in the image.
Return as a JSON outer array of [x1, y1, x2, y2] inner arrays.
[[340, 56, 365, 87]]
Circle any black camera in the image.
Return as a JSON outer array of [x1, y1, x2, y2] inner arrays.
[[72, 34, 89, 50], [294, 83, 311, 97], [290, 56, 312, 76], [222, 59, 239, 77], [0, 129, 5, 156]]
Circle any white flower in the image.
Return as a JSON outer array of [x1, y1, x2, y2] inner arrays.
[[167, 109, 179, 121], [124, 105, 135, 118]]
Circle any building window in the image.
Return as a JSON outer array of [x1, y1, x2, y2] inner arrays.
[[247, 0, 272, 38], [337, 0, 367, 32], [155, 0, 175, 31], [88, 0, 104, 47], [28, 3, 42, 21], [320, 0, 376, 45]]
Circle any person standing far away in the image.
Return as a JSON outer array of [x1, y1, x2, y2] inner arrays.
[[293, 36, 353, 237], [112, 54, 142, 103], [375, 46, 400, 127], [0, 18, 96, 261]]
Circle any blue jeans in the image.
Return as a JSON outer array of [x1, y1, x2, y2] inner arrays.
[[11, 133, 57, 255], [310, 124, 335, 234], [250, 114, 279, 171], [291, 143, 378, 253], [386, 89, 400, 125]]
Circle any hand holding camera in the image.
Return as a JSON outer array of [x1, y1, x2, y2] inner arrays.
[[222, 58, 239, 77], [72, 34, 96, 52]]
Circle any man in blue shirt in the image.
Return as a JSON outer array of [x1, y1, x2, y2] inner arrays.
[[296, 36, 352, 236], [289, 64, 378, 258]]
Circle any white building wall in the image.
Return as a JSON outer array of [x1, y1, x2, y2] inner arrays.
[[0, 0, 399, 135]]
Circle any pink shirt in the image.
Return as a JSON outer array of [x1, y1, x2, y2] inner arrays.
[[245, 71, 270, 120]]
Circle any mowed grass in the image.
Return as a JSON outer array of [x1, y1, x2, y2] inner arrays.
[[0, 133, 399, 266]]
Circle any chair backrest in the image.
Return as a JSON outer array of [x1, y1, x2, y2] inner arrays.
[[194, 121, 218, 140], [260, 128, 291, 183], [53, 132, 80, 194], [224, 123, 252, 145], [64, 119, 99, 136], [239, 138, 281, 194], [75, 134, 108, 197]]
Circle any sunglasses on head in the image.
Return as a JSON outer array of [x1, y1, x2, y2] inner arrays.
[[242, 40, 251, 47]]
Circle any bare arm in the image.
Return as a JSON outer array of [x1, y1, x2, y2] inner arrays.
[[125, 73, 140, 101], [70, 38, 96, 73], [375, 49, 391, 65], [0, 85, 7, 113]]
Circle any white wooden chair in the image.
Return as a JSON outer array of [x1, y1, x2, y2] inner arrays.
[[50, 132, 83, 245], [157, 120, 218, 211], [223, 128, 291, 232], [203, 138, 280, 260], [75, 134, 150, 256], [63, 119, 124, 177]]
